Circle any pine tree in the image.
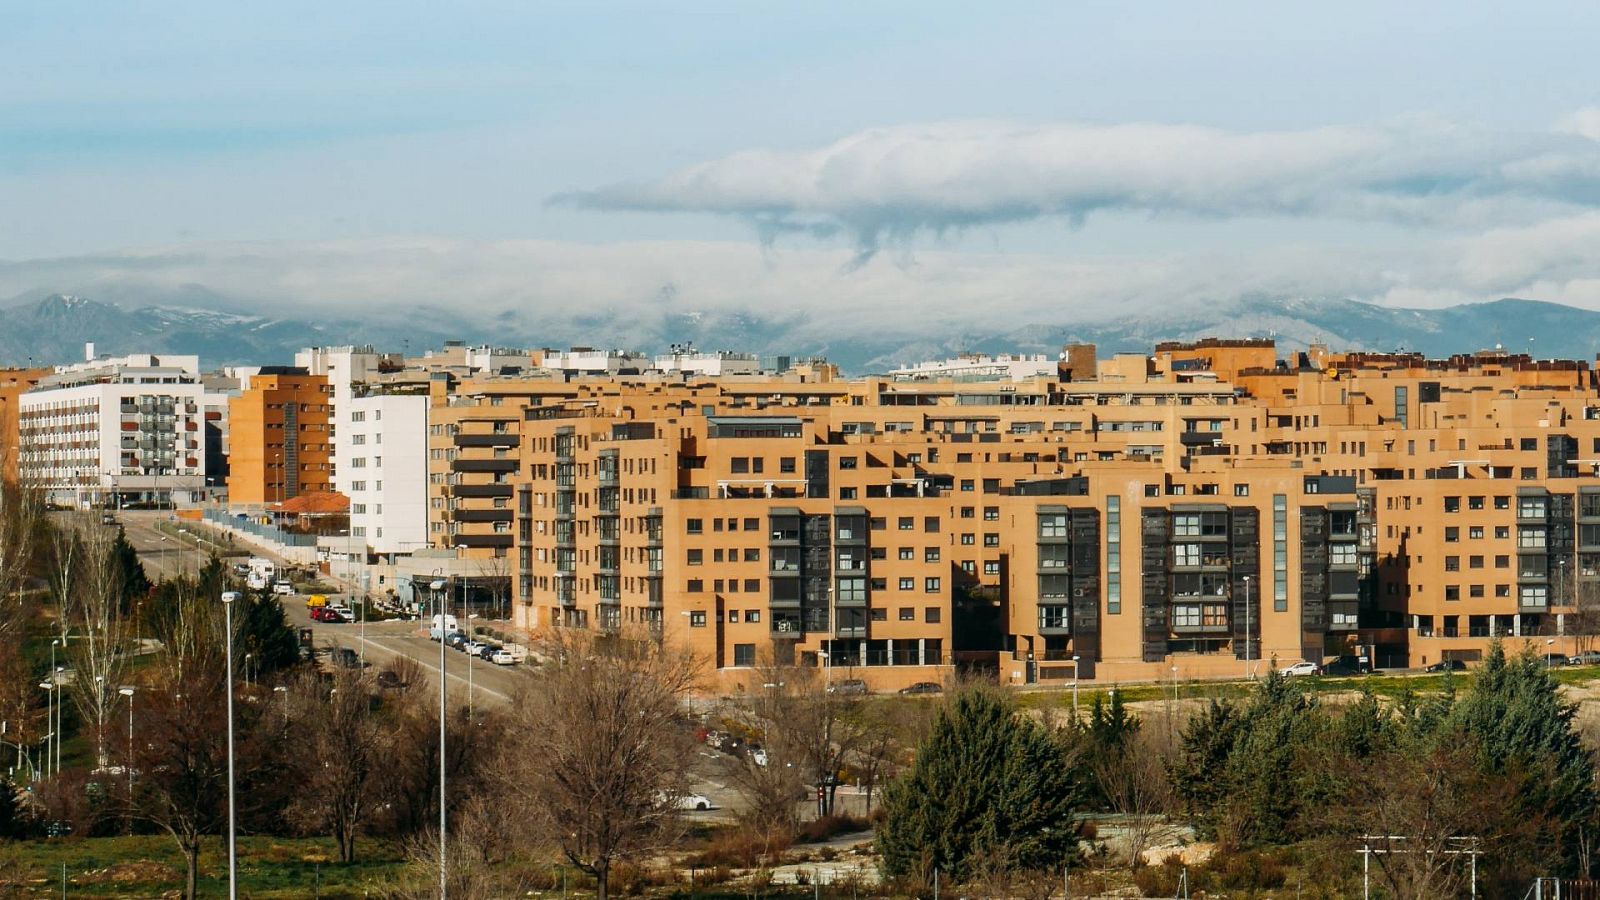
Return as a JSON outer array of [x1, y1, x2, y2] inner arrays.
[[878, 686, 1083, 884]]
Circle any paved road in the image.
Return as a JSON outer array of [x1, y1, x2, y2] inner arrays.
[[110, 510, 531, 708]]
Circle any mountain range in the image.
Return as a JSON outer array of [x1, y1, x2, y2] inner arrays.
[[3, 291, 1598, 373]]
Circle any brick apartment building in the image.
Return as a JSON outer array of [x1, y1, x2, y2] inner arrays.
[[408, 341, 1600, 689], [226, 367, 334, 506]]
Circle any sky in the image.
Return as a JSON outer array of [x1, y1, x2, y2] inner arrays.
[[4, 1, 1600, 326]]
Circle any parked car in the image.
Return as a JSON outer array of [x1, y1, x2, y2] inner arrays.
[[899, 681, 943, 695], [674, 793, 713, 811], [1322, 656, 1372, 676], [462, 641, 488, 656], [328, 605, 356, 621], [311, 607, 348, 623], [1279, 661, 1321, 677], [1570, 651, 1600, 666], [489, 649, 517, 666], [444, 632, 469, 649], [1425, 659, 1467, 673], [1542, 653, 1571, 667], [827, 678, 868, 695], [749, 747, 769, 767], [476, 644, 500, 660], [272, 581, 294, 595]]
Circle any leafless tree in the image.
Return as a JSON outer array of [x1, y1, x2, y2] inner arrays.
[[488, 628, 700, 900], [471, 554, 512, 622], [55, 521, 131, 765], [1338, 742, 1535, 900], [283, 668, 384, 863], [1092, 727, 1175, 866], [735, 658, 865, 819]]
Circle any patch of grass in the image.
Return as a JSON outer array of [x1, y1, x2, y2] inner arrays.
[[3, 834, 415, 899]]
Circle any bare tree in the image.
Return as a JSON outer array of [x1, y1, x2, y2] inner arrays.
[[283, 668, 384, 863], [489, 628, 699, 900], [59, 522, 131, 766], [1092, 727, 1175, 866], [736, 659, 865, 819]]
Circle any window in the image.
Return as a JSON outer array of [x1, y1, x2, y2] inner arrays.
[[984, 560, 1000, 576], [1469, 496, 1485, 510], [898, 517, 914, 531], [899, 608, 914, 621], [1495, 526, 1510, 539], [984, 507, 999, 521], [1495, 555, 1510, 569], [925, 608, 941, 623], [961, 479, 975, 492], [734, 644, 755, 666], [1469, 526, 1484, 539], [899, 548, 914, 561], [1445, 527, 1459, 543], [924, 517, 940, 532], [924, 547, 941, 562], [1469, 555, 1484, 569], [780, 457, 796, 473], [1273, 495, 1289, 612], [870, 608, 887, 621], [1519, 496, 1547, 519], [1234, 484, 1250, 497], [687, 549, 703, 565], [1173, 543, 1201, 567], [1330, 543, 1357, 566], [747, 610, 760, 623], [1445, 586, 1460, 601], [1039, 514, 1069, 539], [687, 518, 703, 534], [689, 611, 707, 626], [960, 533, 975, 546], [899, 578, 914, 591], [687, 580, 704, 593], [1522, 437, 1539, 451], [1444, 496, 1460, 513], [1495, 496, 1511, 510], [925, 577, 941, 593], [1445, 556, 1460, 572]]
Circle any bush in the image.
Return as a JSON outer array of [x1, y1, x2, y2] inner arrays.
[[684, 827, 792, 869], [793, 812, 869, 844], [1207, 847, 1288, 890]]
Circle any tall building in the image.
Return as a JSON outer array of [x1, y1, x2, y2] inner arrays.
[[18, 354, 205, 508], [294, 345, 385, 507], [225, 367, 333, 506], [0, 368, 49, 484], [346, 384, 429, 559]]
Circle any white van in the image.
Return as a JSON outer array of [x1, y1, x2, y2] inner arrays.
[[430, 613, 460, 634]]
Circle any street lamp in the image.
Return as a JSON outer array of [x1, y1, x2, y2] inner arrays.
[[428, 576, 448, 899], [1070, 655, 1081, 716], [36, 682, 54, 780], [1243, 575, 1254, 679], [118, 687, 135, 813], [221, 590, 239, 900], [48, 639, 60, 776]]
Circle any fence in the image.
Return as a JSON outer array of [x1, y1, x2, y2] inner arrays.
[[203, 508, 319, 547]]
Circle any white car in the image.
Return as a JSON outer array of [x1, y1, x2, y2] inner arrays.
[[750, 748, 769, 768], [489, 649, 517, 666], [271, 581, 294, 595], [1279, 661, 1321, 677], [328, 605, 356, 621], [674, 793, 713, 811], [461, 641, 488, 656]]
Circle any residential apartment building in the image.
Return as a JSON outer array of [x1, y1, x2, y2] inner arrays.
[[18, 354, 205, 508], [0, 368, 48, 483], [346, 385, 429, 558], [226, 367, 334, 506], [397, 339, 1600, 690]]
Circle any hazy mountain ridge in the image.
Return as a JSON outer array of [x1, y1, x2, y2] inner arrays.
[[3, 291, 1598, 372]]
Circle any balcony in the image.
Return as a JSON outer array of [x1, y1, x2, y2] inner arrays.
[[452, 534, 514, 548], [451, 484, 514, 499], [451, 459, 517, 474], [450, 509, 513, 523], [1038, 605, 1072, 635], [454, 433, 520, 448]]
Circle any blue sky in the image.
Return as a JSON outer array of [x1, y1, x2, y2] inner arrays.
[[4, 1, 1600, 326]]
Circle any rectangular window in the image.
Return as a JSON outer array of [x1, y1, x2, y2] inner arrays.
[[687, 580, 703, 594], [925, 577, 941, 593], [924, 547, 941, 562], [1444, 496, 1460, 513], [899, 608, 914, 621], [898, 517, 914, 531], [689, 611, 707, 626], [687, 518, 703, 534], [733, 644, 755, 667], [899, 578, 914, 591], [925, 607, 941, 624], [1106, 496, 1121, 614], [1273, 495, 1289, 612], [687, 549, 703, 565]]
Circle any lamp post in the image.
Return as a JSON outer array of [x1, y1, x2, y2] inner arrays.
[[1070, 655, 1081, 716], [243, 654, 253, 690], [118, 687, 135, 817], [1243, 575, 1254, 679], [36, 682, 53, 779], [428, 577, 448, 899], [221, 590, 239, 900], [48, 639, 60, 776]]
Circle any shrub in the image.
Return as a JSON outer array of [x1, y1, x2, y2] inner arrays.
[[794, 812, 870, 844]]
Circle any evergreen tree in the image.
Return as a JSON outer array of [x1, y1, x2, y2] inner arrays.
[[240, 589, 302, 675], [878, 686, 1083, 884], [110, 527, 151, 607]]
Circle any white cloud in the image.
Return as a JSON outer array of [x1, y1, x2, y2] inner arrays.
[[558, 117, 1600, 255], [1557, 107, 1600, 143], [9, 217, 1600, 343]]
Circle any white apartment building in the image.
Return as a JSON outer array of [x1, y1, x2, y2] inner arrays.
[[295, 345, 383, 504], [344, 388, 429, 559], [18, 353, 206, 508], [887, 353, 1060, 382], [533, 348, 651, 375], [652, 349, 762, 377]]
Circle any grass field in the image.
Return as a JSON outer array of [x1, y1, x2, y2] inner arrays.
[[0, 834, 413, 898]]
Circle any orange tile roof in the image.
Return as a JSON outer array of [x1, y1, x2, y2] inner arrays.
[[270, 491, 349, 515]]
